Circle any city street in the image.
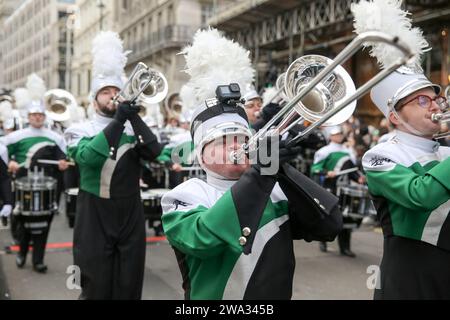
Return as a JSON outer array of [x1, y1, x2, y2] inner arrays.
[[0, 210, 383, 300]]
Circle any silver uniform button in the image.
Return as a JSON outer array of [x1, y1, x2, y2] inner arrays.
[[242, 227, 251, 237], [320, 204, 326, 211], [239, 236, 247, 246], [314, 198, 320, 205]]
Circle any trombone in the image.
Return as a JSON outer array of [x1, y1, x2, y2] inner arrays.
[[112, 62, 168, 106], [231, 31, 414, 162]]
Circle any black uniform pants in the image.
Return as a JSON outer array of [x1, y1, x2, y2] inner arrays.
[[73, 191, 146, 300], [17, 214, 53, 265], [375, 236, 450, 299]]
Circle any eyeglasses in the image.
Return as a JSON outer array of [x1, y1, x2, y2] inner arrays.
[[399, 95, 448, 111]]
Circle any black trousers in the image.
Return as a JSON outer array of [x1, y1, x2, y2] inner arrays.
[[375, 236, 450, 299], [17, 214, 53, 265], [73, 191, 146, 300]]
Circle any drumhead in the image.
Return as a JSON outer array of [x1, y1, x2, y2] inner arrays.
[[15, 176, 57, 190]]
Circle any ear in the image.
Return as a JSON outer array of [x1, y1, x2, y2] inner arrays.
[[388, 111, 400, 127]]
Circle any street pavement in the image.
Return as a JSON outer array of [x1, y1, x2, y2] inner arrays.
[[0, 210, 383, 300]]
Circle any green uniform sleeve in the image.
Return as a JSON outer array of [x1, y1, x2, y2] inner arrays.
[[162, 190, 243, 259], [68, 133, 111, 168], [310, 159, 326, 175], [365, 159, 449, 212], [156, 147, 173, 164]]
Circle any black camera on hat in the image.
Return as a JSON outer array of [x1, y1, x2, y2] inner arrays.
[[215, 83, 242, 105]]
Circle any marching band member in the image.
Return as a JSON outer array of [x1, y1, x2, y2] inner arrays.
[[242, 89, 262, 127], [64, 31, 162, 299], [364, 70, 450, 299], [311, 126, 365, 257], [352, 0, 450, 299], [161, 28, 342, 300], [0, 74, 69, 273]]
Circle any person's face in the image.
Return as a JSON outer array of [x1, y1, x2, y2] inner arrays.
[[244, 98, 262, 124], [330, 133, 344, 144], [94, 86, 120, 117], [390, 88, 442, 139], [201, 135, 250, 180], [28, 113, 46, 129]]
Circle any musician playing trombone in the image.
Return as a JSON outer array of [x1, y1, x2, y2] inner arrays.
[[0, 83, 69, 273], [64, 32, 163, 300], [311, 125, 365, 257], [161, 28, 342, 300]]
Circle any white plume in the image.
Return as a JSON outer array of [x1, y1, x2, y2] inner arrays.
[[180, 84, 200, 111], [180, 28, 255, 103], [0, 101, 14, 122], [26, 73, 46, 101], [261, 87, 278, 107], [13, 88, 31, 110], [351, 0, 429, 69], [92, 31, 129, 78]]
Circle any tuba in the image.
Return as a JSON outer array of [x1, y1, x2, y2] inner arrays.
[[44, 89, 77, 122], [231, 31, 414, 162], [112, 62, 168, 106]]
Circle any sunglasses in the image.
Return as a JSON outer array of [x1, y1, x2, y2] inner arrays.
[[398, 95, 448, 111]]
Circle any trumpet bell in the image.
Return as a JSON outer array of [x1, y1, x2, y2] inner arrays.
[[285, 55, 356, 126]]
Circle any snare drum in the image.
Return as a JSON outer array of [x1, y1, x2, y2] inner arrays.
[[65, 188, 78, 228], [15, 174, 57, 216], [141, 188, 170, 227], [337, 185, 375, 220]]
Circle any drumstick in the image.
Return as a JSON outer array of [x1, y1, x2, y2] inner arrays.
[[37, 159, 76, 166], [334, 167, 359, 177], [175, 167, 203, 172]]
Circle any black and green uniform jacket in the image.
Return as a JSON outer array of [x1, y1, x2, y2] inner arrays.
[[0, 126, 67, 173], [161, 166, 342, 300], [64, 113, 162, 199], [362, 130, 450, 299]]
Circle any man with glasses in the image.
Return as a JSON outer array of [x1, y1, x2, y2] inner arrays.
[[362, 68, 450, 299]]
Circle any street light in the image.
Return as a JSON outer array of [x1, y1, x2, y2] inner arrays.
[[97, 0, 105, 31]]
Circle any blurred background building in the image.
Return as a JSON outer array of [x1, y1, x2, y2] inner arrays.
[[1, 0, 76, 90], [0, 0, 448, 123], [208, 0, 450, 125]]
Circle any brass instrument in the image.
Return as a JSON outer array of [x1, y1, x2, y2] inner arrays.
[[231, 31, 414, 162], [112, 62, 168, 106]]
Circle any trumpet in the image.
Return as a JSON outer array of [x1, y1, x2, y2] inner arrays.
[[231, 31, 414, 162], [112, 62, 168, 106]]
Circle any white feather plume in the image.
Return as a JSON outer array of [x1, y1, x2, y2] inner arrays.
[[261, 87, 278, 107], [0, 101, 14, 122], [351, 0, 429, 69], [180, 84, 200, 112], [26, 73, 46, 101], [92, 31, 129, 78], [13, 88, 31, 110], [180, 28, 255, 103]]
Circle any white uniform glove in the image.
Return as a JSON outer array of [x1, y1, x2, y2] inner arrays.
[[0, 204, 12, 218]]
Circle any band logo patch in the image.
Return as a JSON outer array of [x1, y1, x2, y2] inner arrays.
[[370, 156, 393, 167]]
